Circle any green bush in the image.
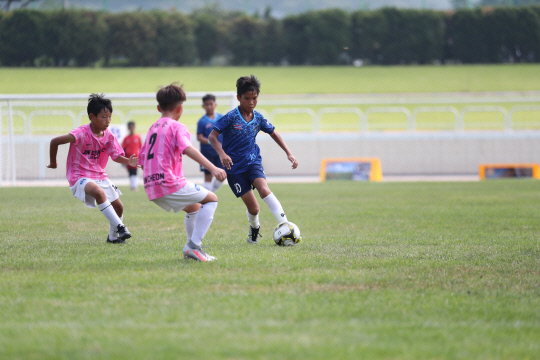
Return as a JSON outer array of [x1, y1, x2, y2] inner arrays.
[[0, 10, 47, 66], [42, 10, 108, 66]]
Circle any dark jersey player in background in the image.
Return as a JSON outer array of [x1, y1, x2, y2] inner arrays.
[[196, 94, 224, 193], [209, 75, 298, 244]]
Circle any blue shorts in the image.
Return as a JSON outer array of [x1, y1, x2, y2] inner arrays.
[[227, 163, 266, 198], [200, 150, 221, 175]]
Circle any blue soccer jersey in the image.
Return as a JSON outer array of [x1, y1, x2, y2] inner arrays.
[[213, 107, 275, 174], [197, 114, 223, 154]]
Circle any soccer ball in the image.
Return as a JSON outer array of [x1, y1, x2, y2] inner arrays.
[[273, 222, 302, 246]]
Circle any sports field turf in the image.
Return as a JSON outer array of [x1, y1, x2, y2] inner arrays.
[[1, 64, 540, 94], [1, 181, 539, 359]]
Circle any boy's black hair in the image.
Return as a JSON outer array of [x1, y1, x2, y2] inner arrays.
[[127, 121, 135, 127], [87, 93, 112, 116], [157, 83, 186, 111], [202, 94, 216, 103], [236, 75, 261, 96]]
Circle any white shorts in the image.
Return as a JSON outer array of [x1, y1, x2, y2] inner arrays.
[[70, 178, 122, 208], [152, 182, 209, 213]]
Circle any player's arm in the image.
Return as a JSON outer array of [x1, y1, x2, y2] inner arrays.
[[209, 129, 233, 170], [113, 154, 139, 168], [47, 133, 75, 169], [184, 146, 226, 181], [197, 133, 209, 144], [269, 130, 298, 169]]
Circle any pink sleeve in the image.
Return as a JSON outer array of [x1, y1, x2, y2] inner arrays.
[[176, 125, 193, 154], [69, 127, 84, 145], [108, 133, 125, 160], [138, 143, 146, 166]]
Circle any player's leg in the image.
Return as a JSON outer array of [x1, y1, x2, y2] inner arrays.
[[179, 184, 218, 261], [203, 171, 213, 191], [182, 202, 201, 249], [84, 181, 128, 242], [227, 171, 261, 244], [241, 190, 261, 244], [189, 191, 218, 250], [128, 168, 138, 191], [87, 180, 131, 243], [209, 153, 224, 192], [253, 177, 289, 224]]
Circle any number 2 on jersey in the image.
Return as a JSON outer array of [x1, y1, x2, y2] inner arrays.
[[147, 133, 157, 160]]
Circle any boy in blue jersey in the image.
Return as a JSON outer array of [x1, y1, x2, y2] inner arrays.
[[197, 94, 224, 192], [209, 75, 298, 244]]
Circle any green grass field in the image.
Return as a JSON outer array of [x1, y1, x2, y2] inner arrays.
[[1, 64, 540, 94], [1, 181, 539, 359]]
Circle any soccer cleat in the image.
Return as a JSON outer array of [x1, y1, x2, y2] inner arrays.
[[116, 224, 132, 241], [182, 244, 217, 262], [246, 226, 262, 244], [106, 235, 126, 244]]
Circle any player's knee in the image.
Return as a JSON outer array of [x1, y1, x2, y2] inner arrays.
[[248, 204, 260, 215], [202, 192, 218, 203], [93, 189, 107, 203], [258, 187, 271, 198], [184, 203, 201, 213]]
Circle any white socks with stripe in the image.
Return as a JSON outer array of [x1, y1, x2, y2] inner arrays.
[[246, 210, 260, 228], [190, 202, 218, 248], [262, 193, 288, 223], [203, 181, 212, 191], [98, 201, 122, 240], [185, 211, 198, 244], [108, 215, 123, 240], [98, 200, 122, 227]]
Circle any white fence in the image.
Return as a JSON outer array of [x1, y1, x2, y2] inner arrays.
[[1, 91, 540, 185]]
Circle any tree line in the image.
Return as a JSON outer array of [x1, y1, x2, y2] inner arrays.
[[1, 6, 539, 66]]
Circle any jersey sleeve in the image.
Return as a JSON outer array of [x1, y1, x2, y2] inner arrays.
[[175, 124, 193, 154], [69, 127, 85, 146], [213, 113, 232, 133], [196, 118, 205, 135], [259, 116, 275, 134], [138, 142, 146, 166], [108, 133, 125, 160]]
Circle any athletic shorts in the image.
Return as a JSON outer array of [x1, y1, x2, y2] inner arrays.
[[227, 163, 266, 198], [70, 178, 122, 208], [128, 168, 138, 176], [152, 182, 209, 213], [200, 151, 221, 175]]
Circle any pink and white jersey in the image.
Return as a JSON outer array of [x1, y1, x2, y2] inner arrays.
[[66, 124, 125, 187], [138, 117, 192, 201]]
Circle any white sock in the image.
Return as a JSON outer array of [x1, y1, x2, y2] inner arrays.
[[190, 202, 217, 247], [129, 175, 137, 189], [109, 215, 123, 240], [203, 181, 212, 191], [246, 209, 260, 229], [262, 193, 288, 223], [185, 211, 198, 244], [212, 179, 223, 192], [98, 201, 122, 228]]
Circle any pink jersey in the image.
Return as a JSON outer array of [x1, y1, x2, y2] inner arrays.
[[138, 117, 192, 201], [66, 124, 125, 187]]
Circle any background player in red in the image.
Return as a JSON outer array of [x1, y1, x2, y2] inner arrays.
[[122, 121, 142, 191]]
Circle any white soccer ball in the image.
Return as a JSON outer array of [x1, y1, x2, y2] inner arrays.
[[273, 221, 302, 246]]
